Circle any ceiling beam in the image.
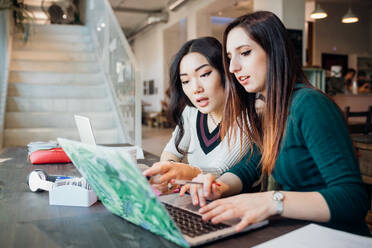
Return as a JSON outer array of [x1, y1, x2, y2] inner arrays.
[[112, 7, 163, 14]]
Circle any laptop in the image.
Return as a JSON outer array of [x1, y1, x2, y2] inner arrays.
[[58, 138, 268, 247], [74, 114, 144, 159]]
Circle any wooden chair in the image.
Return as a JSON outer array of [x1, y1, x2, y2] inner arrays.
[[345, 106, 372, 134]]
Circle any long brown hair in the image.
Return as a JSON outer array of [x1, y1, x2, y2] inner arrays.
[[221, 11, 311, 176]]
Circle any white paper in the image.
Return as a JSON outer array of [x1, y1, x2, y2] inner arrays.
[[253, 223, 372, 248]]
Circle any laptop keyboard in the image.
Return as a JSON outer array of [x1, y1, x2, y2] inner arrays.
[[163, 203, 230, 237]]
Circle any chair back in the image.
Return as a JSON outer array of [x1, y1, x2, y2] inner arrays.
[[345, 106, 372, 134]]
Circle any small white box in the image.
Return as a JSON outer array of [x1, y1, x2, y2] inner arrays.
[[49, 178, 97, 207]]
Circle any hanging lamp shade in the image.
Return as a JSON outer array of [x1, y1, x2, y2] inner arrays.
[[342, 8, 359, 23], [310, 4, 328, 19]]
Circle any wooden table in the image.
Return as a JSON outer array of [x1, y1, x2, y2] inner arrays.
[[0, 147, 306, 248]]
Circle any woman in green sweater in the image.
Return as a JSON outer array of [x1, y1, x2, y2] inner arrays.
[[180, 11, 370, 236]]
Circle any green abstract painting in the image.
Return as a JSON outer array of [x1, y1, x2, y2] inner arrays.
[[58, 138, 188, 248]]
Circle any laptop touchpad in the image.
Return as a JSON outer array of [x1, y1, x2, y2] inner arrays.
[[159, 194, 200, 213]]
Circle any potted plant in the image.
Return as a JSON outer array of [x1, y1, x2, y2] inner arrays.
[[0, 0, 33, 42]]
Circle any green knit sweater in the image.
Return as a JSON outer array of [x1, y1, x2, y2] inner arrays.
[[227, 86, 370, 236]]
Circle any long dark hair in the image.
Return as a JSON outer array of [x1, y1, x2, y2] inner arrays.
[[221, 11, 311, 175], [169, 37, 225, 155]]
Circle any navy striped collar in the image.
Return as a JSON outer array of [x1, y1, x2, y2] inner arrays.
[[196, 112, 221, 154]]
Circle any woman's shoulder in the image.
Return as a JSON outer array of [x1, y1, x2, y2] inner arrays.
[[182, 105, 199, 121], [290, 85, 341, 121], [291, 86, 331, 110]]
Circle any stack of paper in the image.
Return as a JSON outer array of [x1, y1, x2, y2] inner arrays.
[[27, 141, 59, 155]]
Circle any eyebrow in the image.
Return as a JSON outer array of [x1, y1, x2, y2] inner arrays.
[[227, 44, 251, 55], [180, 64, 209, 76]]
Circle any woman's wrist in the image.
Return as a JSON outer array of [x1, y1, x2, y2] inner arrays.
[[266, 191, 277, 216], [267, 191, 285, 216], [218, 172, 243, 196], [191, 166, 201, 178], [177, 163, 201, 180], [217, 179, 230, 197]]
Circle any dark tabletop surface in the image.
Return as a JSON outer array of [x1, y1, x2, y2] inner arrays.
[[0, 146, 307, 248]]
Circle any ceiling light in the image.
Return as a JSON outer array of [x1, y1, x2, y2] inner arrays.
[[342, 8, 359, 23], [168, 0, 186, 11], [310, 4, 327, 19]]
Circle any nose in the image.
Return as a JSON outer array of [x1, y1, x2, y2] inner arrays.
[[229, 56, 241, 74], [192, 79, 203, 94]]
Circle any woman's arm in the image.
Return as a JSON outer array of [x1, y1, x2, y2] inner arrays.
[[296, 91, 368, 225], [198, 90, 368, 233], [160, 150, 181, 162], [271, 191, 329, 221], [198, 190, 330, 232], [184, 147, 260, 206]]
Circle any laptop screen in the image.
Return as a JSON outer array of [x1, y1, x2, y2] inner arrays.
[[74, 115, 97, 145], [58, 138, 188, 248]]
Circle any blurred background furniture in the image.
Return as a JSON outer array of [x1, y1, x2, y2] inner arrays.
[[351, 134, 372, 232], [303, 67, 326, 92], [345, 106, 372, 134]]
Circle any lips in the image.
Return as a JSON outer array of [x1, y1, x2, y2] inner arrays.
[[196, 97, 209, 108], [238, 75, 250, 85]]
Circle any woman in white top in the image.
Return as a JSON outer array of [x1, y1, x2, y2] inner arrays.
[[144, 37, 249, 193]]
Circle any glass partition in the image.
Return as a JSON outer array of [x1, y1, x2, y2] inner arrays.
[[85, 0, 141, 146], [0, 10, 12, 149]]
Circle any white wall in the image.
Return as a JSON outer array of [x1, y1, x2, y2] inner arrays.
[[212, 23, 227, 43], [163, 18, 188, 90], [254, 0, 282, 18], [313, 3, 372, 67], [133, 27, 163, 112]]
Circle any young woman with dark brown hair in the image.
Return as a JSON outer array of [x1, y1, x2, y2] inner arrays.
[[144, 37, 250, 193], [181, 11, 370, 236]]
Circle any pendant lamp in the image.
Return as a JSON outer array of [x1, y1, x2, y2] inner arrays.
[[310, 3, 327, 20], [342, 8, 359, 23]]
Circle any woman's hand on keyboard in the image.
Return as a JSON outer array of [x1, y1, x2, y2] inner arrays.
[[143, 161, 201, 193], [180, 173, 227, 207], [198, 192, 275, 232]]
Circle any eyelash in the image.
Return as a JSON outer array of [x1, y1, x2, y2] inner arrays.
[[201, 71, 212, 78], [181, 71, 212, 84], [241, 50, 251, 56]]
